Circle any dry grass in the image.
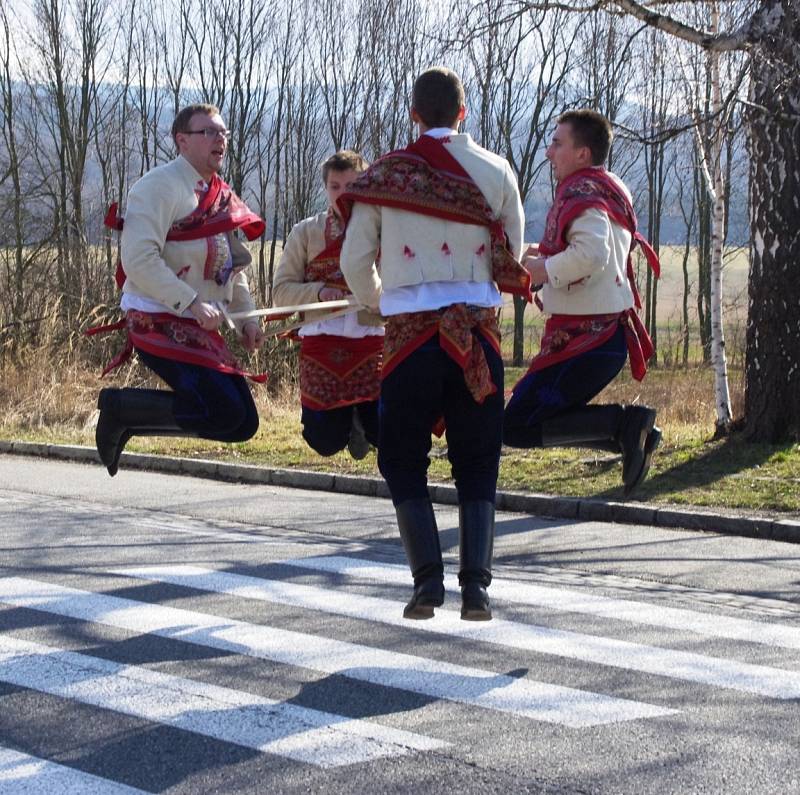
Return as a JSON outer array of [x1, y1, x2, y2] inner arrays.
[[2, 339, 798, 516], [2, 245, 796, 515]]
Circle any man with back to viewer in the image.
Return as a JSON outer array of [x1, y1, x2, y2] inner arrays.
[[94, 103, 266, 476], [338, 67, 529, 621], [503, 109, 661, 495]]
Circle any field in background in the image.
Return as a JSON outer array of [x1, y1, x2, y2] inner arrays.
[[499, 246, 750, 364]]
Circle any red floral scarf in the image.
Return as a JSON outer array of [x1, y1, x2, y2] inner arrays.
[[297, 210, 382, 410], [105, 171, 264, 288]]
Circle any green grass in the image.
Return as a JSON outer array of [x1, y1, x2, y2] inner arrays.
[[4, 394, 797, 517]]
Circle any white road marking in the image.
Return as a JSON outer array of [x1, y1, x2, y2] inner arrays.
[[115, 565, 800, 700], [0, 745, 146, 794], [279, 555, 800, 649], [0, 635, 444, 768], [0, 577, 673, 728]]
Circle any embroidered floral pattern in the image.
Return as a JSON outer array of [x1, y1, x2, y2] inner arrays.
[[339, 139, 531, 299], [299, 335, 383, 410], [204, 233, 233, 286]]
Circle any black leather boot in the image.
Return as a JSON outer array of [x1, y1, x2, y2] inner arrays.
[[395, 498, 444, 620], [96, 387, 185, 477], [459, 500, 495, 621], [541, 404, 660, 496]]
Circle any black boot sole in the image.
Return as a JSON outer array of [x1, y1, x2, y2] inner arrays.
[[461, 605, 492, 621], [403, 602, 437, 620]]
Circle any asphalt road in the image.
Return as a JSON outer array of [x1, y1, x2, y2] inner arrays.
[[1, 454, 799, 794]]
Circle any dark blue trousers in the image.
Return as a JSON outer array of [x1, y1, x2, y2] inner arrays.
[[503, 325, 627, 448], [136, 348, 259, 442], [378, 332, 504, 506], [301, 401, 379, 456]]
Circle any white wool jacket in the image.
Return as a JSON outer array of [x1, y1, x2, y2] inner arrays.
[[540, 170, 636, 316], [120, 155, 256, 333], [340, 133, 525, 312]]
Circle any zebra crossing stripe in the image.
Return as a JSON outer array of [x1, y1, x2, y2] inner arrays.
[[114, 565, 800, 700], [279, 555, 800, 650], [0, 634, 445, 768], [0, 745, 146, 794], [0, 577, 674, 728]]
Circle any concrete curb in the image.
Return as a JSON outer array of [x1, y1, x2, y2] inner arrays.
[[2, 439, 798, 543]]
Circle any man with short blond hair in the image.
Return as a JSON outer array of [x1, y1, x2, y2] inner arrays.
[[94, 104, 266, 476]]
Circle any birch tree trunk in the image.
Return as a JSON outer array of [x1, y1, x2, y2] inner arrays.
[[707, 6, 733, 433]]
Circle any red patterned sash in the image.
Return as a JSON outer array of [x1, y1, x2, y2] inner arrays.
[[383, 304, 501, 404], [299, 334, 382, 410], [85, 311, 267, 383], [524, 309, 653, 383], [296, 211, 381, 409], [533, 167, 660, 379], [337, 136, 531, 300]]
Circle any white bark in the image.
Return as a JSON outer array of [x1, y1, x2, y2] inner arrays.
[[707, 6, 732, 432]]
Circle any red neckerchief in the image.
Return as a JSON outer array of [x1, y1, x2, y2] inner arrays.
[[539, 166, 660, 310], [337, 135, 531, 300]]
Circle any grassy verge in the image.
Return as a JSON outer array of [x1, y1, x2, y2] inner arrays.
[[2, 359, 797, 516]]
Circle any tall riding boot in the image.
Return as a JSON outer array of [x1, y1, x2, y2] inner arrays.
[[96, 387, 187, 477], [541, 405, 660, 496], [395, 498, 444, 620], [459, 500, 495, 621]]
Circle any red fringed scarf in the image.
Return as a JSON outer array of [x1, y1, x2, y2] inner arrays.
[[298, 210, 382, 410], [530, 167, 659, 382], [85, 311, 267, 383]]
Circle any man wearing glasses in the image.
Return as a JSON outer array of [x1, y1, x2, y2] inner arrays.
[[95, 104, 266, 477]]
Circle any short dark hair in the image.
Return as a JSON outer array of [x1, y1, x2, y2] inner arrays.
[[321, 150, 368, 184], [557, 109, 613, 165], [412, 67, 465, 129], [171, 103, 221, 147]]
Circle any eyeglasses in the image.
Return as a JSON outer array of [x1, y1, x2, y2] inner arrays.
[[183, 127, 231, 140]]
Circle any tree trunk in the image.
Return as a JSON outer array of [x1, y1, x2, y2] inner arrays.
[[708, 7, 732, 433], [742, 0, 800, 442]]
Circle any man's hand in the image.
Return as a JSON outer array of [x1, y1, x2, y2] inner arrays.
[[523, 254, 549, 288], [319, 286, 346, 302], [189, 299, 223, 330], [241, 321, 264, 352]]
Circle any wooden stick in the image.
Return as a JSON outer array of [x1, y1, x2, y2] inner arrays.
[[227, 297, 359, 321], [263, 305, 363, 337]]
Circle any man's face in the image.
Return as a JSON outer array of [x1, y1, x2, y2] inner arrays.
[[176, 112, 228, 179], [326, 168, 361, 218], [546, 122, 590, 183]]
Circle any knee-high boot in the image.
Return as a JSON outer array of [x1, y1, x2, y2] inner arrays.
[[95, 387, 189, 477], [541, 405, 661, 496], [395, 498, 444, 620], [459, 500, 495, 621]]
